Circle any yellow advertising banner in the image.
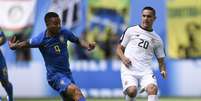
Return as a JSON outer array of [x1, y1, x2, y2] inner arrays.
[[167, 0, 201, 59], [83, 0, 130, 60]]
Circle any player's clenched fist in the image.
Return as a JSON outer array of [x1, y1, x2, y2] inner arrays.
[[8, 35, 18, 50], [160, 70, 167, 80], [88, 42, 96, 51], [121, 56, 132, 68]]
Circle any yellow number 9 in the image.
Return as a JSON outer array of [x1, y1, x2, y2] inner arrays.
[[54, 45, 61, 53]]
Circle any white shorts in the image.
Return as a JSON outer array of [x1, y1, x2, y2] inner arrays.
[[121, 70, 157, 94]]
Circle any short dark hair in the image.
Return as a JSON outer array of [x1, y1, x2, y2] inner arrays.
[[44, 12, 59, 23], [142, 6, 156, 16]]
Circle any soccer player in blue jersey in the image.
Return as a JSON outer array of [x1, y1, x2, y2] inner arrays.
[[8, 12, 95, 101], [0, 29, 13, 101]]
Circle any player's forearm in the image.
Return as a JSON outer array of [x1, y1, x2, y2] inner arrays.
[[159, 63, 166, 72], [78, 39, 90, 49], [158, 58, 166, 72], [116, 44, 126, 60], [12, 41, 30, 49]]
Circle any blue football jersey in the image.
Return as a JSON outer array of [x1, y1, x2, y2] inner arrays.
[[29, 28, 79, 77], [0, 31, 6, 69]]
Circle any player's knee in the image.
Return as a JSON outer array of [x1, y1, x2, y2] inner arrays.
[[146, 84, 158, 95], [67, 84, 77, 95], [67, 84, 83, 100], [126, 86, 137, 97]]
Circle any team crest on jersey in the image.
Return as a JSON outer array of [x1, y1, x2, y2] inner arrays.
[[59, 35, 65, 43]]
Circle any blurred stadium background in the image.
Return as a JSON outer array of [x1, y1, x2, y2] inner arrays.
[[0, 0, 201, 101]]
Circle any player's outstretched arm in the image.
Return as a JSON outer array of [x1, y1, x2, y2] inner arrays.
[[78, 39, 96, 51], [157, 58, 167, 79], [116, 44, 131, 67], [8, 35, 30, 50]]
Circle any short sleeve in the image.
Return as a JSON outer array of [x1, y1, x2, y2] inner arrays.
[[28, 32, 44, 47], [119, 28, 130, 47], [154, 38, 165, 58], [62, 28, 79, 44]]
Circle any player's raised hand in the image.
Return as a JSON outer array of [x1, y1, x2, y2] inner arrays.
[[121, 56, 132, 68], [87, 42, 96, 51], [10, 35, 17, 43], [160, 70, 167, 80], [8, 35, 18, 50]]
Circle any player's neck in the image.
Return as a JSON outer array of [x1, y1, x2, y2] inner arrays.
[[139, 25, 153, 32], [46, 30, 56, 37]]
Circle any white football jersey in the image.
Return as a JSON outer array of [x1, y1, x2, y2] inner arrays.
[[120, 25, 165, 74]]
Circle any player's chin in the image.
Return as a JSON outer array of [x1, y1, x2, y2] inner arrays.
[[143, 23, 150, 28], [53, 29, 60, 34], [50, 30, 59, 35]]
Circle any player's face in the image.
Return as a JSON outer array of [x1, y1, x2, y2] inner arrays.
[[141, 10, 156, 29], [46, 17, 61, 35]]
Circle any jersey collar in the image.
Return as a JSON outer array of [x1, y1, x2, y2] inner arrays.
[[139, 25, 153, 32]]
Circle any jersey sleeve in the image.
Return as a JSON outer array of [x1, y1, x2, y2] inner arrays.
[[62, 28, 79, 44], [28, 32, 44, 47], [119, 28, 130, 47], [154, 38, 165, 58]]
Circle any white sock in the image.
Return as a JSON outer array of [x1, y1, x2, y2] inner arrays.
[[148, 95, 158, 101], [125, 95, 136, 101]]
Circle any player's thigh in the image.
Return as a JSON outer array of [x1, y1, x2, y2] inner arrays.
[[121, 71, 138, 94], [0, 67, 8, 82], [48, 73, 75, 94], [140, 74, 157, 90]]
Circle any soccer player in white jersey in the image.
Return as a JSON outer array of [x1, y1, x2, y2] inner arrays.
[[116, 6, 167, 101]]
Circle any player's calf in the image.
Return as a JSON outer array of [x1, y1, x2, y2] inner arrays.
[[60, 92, 74, 101], [1, 80, 13, 101], [125, 86, 137, 101]]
